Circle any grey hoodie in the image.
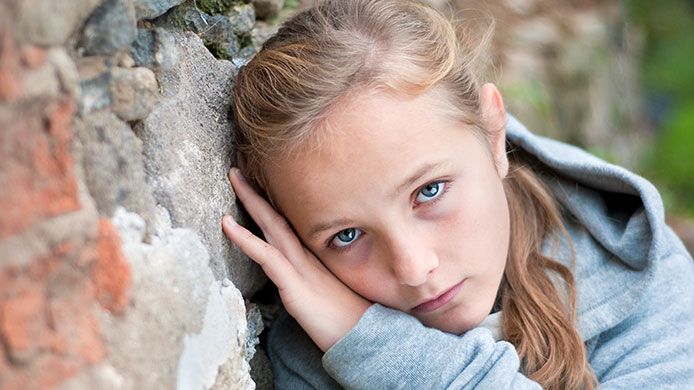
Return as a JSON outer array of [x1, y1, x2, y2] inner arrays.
[[266, 115, 694, 389]]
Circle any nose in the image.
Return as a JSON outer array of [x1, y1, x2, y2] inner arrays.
[[387, 229, 439, 286]]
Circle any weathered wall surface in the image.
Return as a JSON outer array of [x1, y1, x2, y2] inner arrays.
[[0, 0, 659, 388], [0, 0, 286, 388]]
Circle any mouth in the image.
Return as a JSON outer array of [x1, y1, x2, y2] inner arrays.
[[411, 279, 465, 314]]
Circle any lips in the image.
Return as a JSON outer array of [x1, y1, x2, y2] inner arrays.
[[412, 279, 465, 313]]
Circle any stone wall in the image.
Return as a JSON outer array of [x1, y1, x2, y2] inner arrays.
[[0, 0, 287, 388], [0, 0, 652, 389]]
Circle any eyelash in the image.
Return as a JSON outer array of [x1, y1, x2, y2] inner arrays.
[[325, 180, 452, 252]]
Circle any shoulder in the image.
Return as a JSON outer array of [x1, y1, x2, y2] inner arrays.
[[585, 247, 694, 385]]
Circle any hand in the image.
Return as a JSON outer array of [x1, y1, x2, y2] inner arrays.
[[222, 167, 371, 352]]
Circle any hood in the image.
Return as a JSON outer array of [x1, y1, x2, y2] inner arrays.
[[504, 114, 689, 340]]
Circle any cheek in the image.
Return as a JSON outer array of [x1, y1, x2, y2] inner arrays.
[[320, 240, 376, 293], [439, 181, 509, 265]]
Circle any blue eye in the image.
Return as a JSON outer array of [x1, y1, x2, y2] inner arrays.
[[415, 181, 445, 203], [331, 228, 362, 248]]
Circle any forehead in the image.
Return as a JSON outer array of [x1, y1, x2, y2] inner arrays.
[[265, 90, 485, 228]]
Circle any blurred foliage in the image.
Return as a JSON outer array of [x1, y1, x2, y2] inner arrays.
[[627, 0, 694, 216]]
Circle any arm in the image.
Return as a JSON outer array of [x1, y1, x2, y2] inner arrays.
[[267, 304, 540, 390], [328, 253, 694, 388], [322, 304, 541, 389], [267, 253, 693, 389]]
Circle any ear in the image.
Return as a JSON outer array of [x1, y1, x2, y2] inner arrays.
[[479, 83, 508, 179]]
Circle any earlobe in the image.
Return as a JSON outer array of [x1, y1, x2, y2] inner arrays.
[[480, 83, 508, 178]]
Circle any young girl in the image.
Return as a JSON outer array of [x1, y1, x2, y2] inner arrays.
[[221, 0, 694, 388]]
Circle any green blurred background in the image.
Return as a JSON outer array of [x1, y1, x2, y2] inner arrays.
[[627, 0, 694, 217]]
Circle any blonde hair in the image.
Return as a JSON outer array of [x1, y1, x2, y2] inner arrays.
[[232, 1, 596, 388]]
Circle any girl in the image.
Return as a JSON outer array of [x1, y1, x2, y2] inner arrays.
[[221, 0, 694, 388]]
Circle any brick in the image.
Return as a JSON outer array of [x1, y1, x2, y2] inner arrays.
[[0, 98, 80, 239], [20, 45, 47, 69], [0, 27, 23, 102], [0, 282, 46, 362], [91, 219, 131, 314]]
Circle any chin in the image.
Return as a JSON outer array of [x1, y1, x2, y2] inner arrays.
[[422, 310, 486, 335]]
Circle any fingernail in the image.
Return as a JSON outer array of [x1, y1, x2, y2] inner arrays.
[[223, 215, 237, 228], [234, 168, 246, 182]]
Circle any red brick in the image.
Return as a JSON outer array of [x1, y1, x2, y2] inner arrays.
[[91, 219, 132, 314], [20, 45, 47, 69], [0, 27, 23, 102], [0, 283, 46, 362], [0, 98, 80, 239]]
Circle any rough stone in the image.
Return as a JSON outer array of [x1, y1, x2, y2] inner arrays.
[[117, 53, 136, 68], [75, 112, 156, 230], [97, 207, 254, 389], [201, 15, 242, 61], [228, 4, 256, 35], [15, 0, 104, 46], [79, 0, 138, 56], [129, 28, 178, 71], [134, 31, 265, 297], [0, 30, 73, 104], [234, 46, 256, 68], [21, 60, 62, 101], [245, 303, 264, 363], [153, 5, 240, 60], [79, 72, 113, 115], [195, 0, 236, 15], [110, 66, 158, 121], [252, 0, 284, 20], [250, 21, 278, 52], [134, 0, 186, 19], [47, 48, 80, 99], [249, 348, 274, 390]]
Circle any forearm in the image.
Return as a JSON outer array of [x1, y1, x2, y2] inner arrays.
[[322, 304, 541, 389]]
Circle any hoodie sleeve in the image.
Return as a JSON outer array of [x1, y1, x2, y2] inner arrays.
[[267, 302, 542, 389], [321, 304, 541, 389]]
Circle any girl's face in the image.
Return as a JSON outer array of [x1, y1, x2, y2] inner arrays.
[[267, 88, 510, 334]]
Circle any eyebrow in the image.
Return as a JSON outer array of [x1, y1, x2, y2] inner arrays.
[[306, 160, 448, 241], [390, 161, 447, 201], [307, 217, 357, 242]]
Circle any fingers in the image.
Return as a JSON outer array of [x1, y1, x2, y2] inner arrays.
[[222, 216, 296, 291], [228, 167, 307, 263]]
